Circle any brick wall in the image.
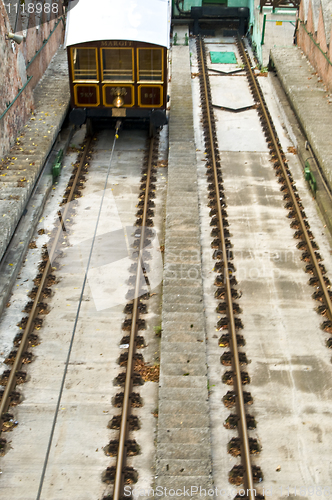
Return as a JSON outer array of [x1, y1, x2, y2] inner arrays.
[[0, 0, 65, 160], [297, 0, 332, 92]]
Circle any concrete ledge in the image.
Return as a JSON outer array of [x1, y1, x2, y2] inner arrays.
[[0, 48, 70, 263]]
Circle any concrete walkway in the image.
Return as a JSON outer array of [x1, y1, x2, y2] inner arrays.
[[156, 44, 213, 496]]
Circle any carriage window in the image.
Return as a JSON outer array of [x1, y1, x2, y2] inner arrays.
[[72, 48, 98, 81], [138, 49, 163, 82], [102, 48, 133, 81]]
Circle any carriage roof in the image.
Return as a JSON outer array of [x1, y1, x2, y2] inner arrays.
[[64, 0, 171, 49]]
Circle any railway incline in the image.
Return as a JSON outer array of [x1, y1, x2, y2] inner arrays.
[[156, 43, 213, 493]]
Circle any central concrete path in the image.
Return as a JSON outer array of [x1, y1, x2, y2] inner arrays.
[[156, 45, 213, 496]]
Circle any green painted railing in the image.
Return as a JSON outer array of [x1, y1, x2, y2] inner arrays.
[[300, 21, 332, 67], [0, 76, 33, 122], [26, 16, 63, 69]]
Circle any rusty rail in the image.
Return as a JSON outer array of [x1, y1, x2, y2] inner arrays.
[[197, 36, 256, 499], [113, 136, 155, 500]]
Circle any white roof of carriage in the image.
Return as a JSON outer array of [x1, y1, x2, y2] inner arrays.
[[64, 0, 171, 48]]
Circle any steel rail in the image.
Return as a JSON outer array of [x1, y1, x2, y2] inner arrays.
[[113, 137, 155, 500], [198, 37, 255, 499], [0, 137, 92, 430], [237, 36, 332, 321]]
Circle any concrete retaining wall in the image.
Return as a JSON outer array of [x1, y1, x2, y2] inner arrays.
[[297, 0, 332, 92]]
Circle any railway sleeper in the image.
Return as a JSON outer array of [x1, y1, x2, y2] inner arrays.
[[209, 207, 227, 217], [104, 439, 140, 457], [290, 219, 310, 230], [16, 316, 43, 330], [28, 286, 52, 299], [137, 199, 155, 209], [33, 273, 56, 287], [140, 182, 156, 192], [316, 305, 329, 316], [131, 238, 152, 250], [0, 370, 26, 386], [220, 351, 248, 366], [127, 273, 150, 287], [14, 332, 39, 347], [140, 175, 157, 184], [210, 216, 229, 227], [215, 288, 240, 300], [224, 413, 256, 430], [208, 198, 227, 209], [119, 352, 144, 366], [113, 392, 143, 408], [211, 234, 231, 248], [297, 240, 319, 250], [1, 413, 18, 432], [223, 390, 253, 409], [23, 301, 48, 314], [229, 464, 263, 485], [120, 335, 145, 348], [214, 257, 235, 271], [133, 227, 154, 239], [288, 209, 306, 219], [5, 351, 33, 365], [123, 302, 148, 314], [305, 263, 326, 275], [122, 319, 146, 331], [222, 370, 250, 385], [283, 191, 300, 201], [227, 436, 259, 456], [0, 390, 21, 406], [280, 183, 297, 193], [102, 465, 138, 484], [301, 251, 322, 262], [125, 289, 149, 301], [108, 414, 140, 431], [135, 208, 154, 218], [216, 302, 241, 315], [213, 245, 233, 259], [214, 274, 237, 286], [285, 200, 303, 210], [219, 333, 245, 348], [312, 289, 332, 302], [321, 320, 332, 333], [217, 317, 243, 330], [0, 437, 7, 455], [129, 249, 151, 261], [138, 190, 156, 201], [135, 217, 154, 227], [207, 173, 223, 184], [294, 229, 314, 240]]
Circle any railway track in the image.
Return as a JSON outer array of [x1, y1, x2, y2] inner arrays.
[[197, 33, 332, 499], [235, 36, 332, 349], [197, 36, 262, 499], [0, 124, 164, 499]]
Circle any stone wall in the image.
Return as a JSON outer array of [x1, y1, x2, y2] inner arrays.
[[297, 0, 332, 92], [0, 0, 65, 160]]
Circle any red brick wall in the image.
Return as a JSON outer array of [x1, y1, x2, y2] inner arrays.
[[0, 0, 65, 160], [297, 0, 332, 92]]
